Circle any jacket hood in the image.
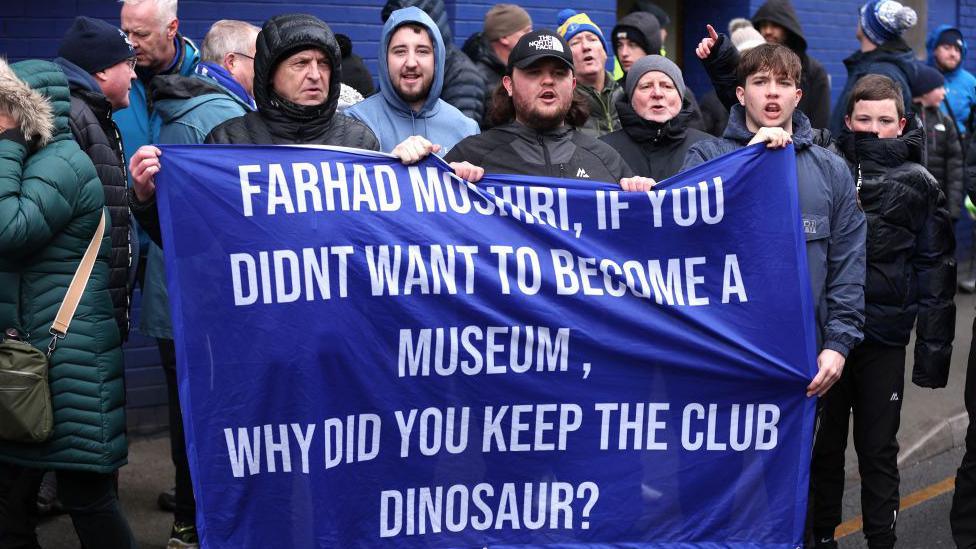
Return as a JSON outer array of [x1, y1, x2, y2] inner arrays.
[[844, 37, 916, 75], [612, 12, 663, 56], [616, 95, 696, 144], [926, 24, 968, 68], [149, 73, 242, 122], [751, 0, 807, 54], [724, 103, 814, 149], [378, 6, 445, 116], [52, 57, 102, 95], [1, 59, 57, 146], [383, 0, 452, 43], [254, 13, 341, 122]]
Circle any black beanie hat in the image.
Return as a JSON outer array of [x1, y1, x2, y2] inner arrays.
[[911, 63, 945, 97], [58, 16, 135, 74], [936, 28, 965, 50]]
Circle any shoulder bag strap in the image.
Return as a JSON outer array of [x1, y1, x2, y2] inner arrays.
[[47, 209, 106, 356]]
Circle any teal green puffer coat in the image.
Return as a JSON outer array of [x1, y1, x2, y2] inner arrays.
[[0, 59, 126, 473]]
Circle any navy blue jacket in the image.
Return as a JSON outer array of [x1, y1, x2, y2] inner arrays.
[[684, 106, 867, 357]]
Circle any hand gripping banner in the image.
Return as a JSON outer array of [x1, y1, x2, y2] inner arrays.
[[156, 143, 818, 548]]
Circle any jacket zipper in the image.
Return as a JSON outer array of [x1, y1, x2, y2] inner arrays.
[[537, 134, 553, 177]]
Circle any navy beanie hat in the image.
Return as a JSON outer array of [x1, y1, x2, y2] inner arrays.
[[58, 16, 135, 74], [911, 63, 945, 97], [859, 0, 917, 45]]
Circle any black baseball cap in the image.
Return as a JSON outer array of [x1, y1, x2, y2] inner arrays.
[[506, 29, 575, 74]]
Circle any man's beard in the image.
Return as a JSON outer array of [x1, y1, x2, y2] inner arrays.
[[938, 57, 961, 72], [514, 93, 571, 131], [396, 79, 433, 106]]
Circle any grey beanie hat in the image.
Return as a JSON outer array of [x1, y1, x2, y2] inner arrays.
[[625, 54, 685, 102]]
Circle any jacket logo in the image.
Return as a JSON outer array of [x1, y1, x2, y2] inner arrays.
[[802, 218, 817, 234], [935, 123, 946, 132], [529, 36, 564, 53], [576, 168, 590, 178], [890, 392, 900, 401]]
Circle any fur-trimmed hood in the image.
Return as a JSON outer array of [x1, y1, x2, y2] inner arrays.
[[0, 57, 55, 146]]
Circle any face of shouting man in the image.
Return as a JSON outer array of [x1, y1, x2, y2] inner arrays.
[[387, 24, 435, 112], [631, 70, 682, 123], [272, 48, 330, 106], [736, 68, 802, 133], [567, 31, 606, 89], [504, 58, 576, 131]]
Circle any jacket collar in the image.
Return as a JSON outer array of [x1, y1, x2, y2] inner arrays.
[[723, 103, 814, 149]]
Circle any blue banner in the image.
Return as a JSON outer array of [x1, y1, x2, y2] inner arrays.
[[156, 143, 817, 548]]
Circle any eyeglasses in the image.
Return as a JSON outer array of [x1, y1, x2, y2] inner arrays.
[[232, 52, 254, 60]]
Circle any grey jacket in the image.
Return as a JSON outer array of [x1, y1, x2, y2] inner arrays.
[[683, 105, 867, 357]]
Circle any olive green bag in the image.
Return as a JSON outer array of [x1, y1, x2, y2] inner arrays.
[[0, 211, 105, 443]]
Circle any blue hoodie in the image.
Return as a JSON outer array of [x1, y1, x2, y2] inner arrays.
[[927, 25, 976, 136], [346, 7, 478, 153]]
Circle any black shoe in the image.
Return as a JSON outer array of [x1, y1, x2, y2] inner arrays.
[[814, 537, 838, 549], [167, 521, 199, 548], [157, 487, 176, 512]]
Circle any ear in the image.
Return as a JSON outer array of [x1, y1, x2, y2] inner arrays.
[[794, 87, 803, 107], [736, 85, 745, 106], [897, 117, 907, 136], [844, 115, 854, 132], [223, 51, 236, 72], [502, 75, 514, 97], [165, 18, 178, 41], [571, 76, 577, 91], [93, 70, 109, 83]]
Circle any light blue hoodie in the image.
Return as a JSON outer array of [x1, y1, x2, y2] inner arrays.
[[346, 7, 478, 152], [926, 24, 976, 136]]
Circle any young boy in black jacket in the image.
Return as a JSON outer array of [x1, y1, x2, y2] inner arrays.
[[913, 63, 964, 221], [811, 74, 956, 549]]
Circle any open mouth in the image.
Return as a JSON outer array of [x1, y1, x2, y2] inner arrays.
[[763, 103, 782, 116], [401, 73, 421, 83], [539, 90, 557, 101]]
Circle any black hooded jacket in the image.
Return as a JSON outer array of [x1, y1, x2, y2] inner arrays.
[[835, 127, 956, 387], [206, 13, 379, 149], [600, 97, 710, 180], [611, 12, 662, 60], [382, 0, 487, 126], [751, 0, 831, 129], [53, 57, 131, 341]]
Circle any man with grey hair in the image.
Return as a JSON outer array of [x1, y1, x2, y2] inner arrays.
[[127, 17, 258, 549], [117, 0, 199, 169]]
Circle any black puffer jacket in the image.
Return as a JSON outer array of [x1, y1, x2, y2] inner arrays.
[[54, 57, 131, 340], [836, 128, 956, 387], [600, 97, 710, 180], [206, 13, 379, 149], [917, 103, 964, 219], [445, 122, 633, 182], [751, 0, 831, 129], [462, 31, 504, 96], [382, 0, 486, 126]]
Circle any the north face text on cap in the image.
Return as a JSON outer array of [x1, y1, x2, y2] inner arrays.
[[528, 35, 564, 52]]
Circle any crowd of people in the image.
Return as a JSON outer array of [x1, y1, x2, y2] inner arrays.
[[0, 0, 975, 547]]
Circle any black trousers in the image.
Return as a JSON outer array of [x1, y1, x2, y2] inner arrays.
[[952, 317, 976, 548], [158, 338, 196, 525], [0, 465, 134, 549], [810, 341, 905, 549]]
